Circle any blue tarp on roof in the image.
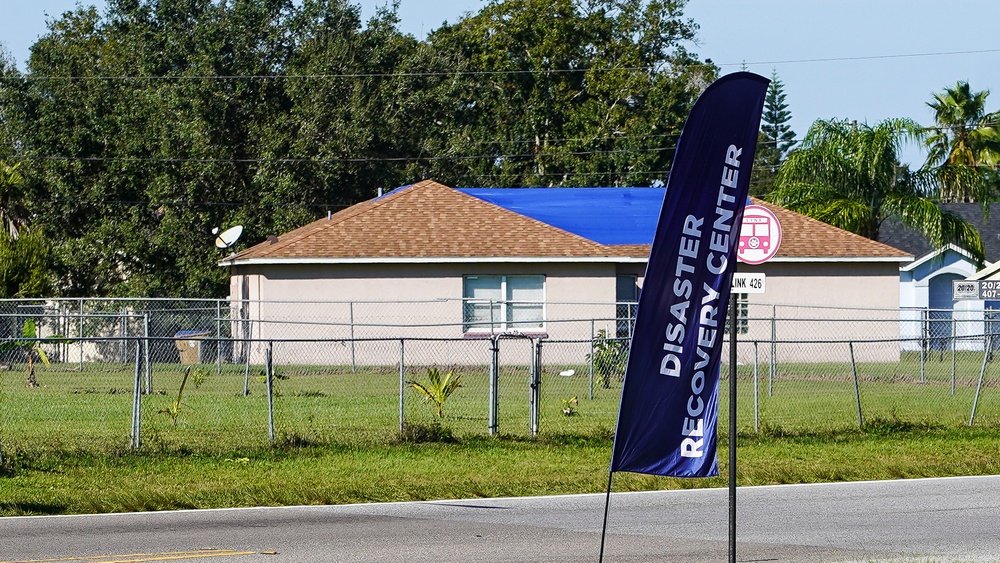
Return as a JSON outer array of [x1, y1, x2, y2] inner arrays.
[[456, 187, 666, 245]]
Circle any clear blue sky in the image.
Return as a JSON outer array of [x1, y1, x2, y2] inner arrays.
[[2, 0, 998, 167]]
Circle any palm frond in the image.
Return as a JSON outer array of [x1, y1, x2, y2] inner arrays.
[[407, 367, 462, 418]]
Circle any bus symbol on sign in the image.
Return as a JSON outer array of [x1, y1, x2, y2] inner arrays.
[[738, 205, 782, 265], [740, 216, 770, 252]]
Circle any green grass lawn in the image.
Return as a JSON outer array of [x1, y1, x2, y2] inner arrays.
[[1, 356, 999, 517], [3, 354, 999, 451]]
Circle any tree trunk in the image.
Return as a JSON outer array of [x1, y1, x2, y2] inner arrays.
[[26, 355, 39, 388]]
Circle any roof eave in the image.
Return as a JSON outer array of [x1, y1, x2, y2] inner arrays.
[[220, 256, 651, 267], [899, 244, 976, 272], [764, 256, 913, 264], [220, 255, 912, 267]]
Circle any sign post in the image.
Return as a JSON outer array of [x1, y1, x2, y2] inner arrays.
[[727, 205, 781, 562], [951, 279, 995, 426]]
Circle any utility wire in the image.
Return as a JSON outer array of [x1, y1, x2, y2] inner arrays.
[[1, 119, 994, 165], [3, 48, 998, 82], [0, 146, 673, 164], [713, 48, 1000, 68]]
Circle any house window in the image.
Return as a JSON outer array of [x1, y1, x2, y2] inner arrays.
[[723, 293, 750, 334], [616, 275, 639, 338], [463, 275, 545, 333]]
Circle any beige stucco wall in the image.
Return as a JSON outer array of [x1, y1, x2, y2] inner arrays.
[[736, 261, 902, 363], [228, 261, 621, 365], [227, 259, 904, 366]]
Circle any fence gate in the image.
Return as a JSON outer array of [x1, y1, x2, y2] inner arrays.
[[490, 335, 539, 436]]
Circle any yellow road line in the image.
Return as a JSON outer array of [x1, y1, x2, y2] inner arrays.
[[2, 549, 257, 563]]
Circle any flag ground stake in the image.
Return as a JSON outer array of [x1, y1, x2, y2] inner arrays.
[[598, 471, 613, 562], [728, 292, 738, 563]]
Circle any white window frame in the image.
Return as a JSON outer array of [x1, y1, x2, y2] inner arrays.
[[462, 275, 545, 334]]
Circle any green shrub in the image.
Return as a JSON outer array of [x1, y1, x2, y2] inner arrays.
[[586, 329, 628, 388]]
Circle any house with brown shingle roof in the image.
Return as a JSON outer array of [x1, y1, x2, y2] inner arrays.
[[221, 180, 911, 363]]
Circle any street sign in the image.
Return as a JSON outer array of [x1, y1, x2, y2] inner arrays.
[[953, 279, 1000, 300], [738, 205, 782, 264], [731, 273, 765, 294]]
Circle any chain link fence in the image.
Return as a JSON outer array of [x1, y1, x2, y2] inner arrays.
[[1, 298, 999, 457]]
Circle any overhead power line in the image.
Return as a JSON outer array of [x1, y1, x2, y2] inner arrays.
[[0, 146, 676, 164], [2, 47, 998, 82], [1, 65, 683, 82], [713, 48, 1000, 68], [5, 122, 998, 166]]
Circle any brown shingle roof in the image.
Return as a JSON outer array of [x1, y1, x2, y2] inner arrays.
[[749, 198, 911, 259], [227, 183, 911, 263], [606, 199, 911, 261], [231, 180, 615, 260]]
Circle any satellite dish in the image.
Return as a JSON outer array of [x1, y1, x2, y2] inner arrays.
[[215, 225, 244, 249]]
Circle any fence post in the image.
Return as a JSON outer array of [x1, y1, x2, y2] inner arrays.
[[753, 341, 759, 433], [216, 300, 222, 375], [350, 302, 356, 373], [131, 341, 142, 449], [920, 309, 927, 382], [951, 317, 957, 395], [78, 298, 84, 371], [120, 310, 126, 363], [588, 320, 595, 400], [970, 334, 990, 426], [243, 345, 251, 397], [489, 335, 499, 436], [529, 338, 541, 437], [143, 314, 151, 394], [849, 342, 863, 428], [399, 339, 405, 437], [266, 342, 275, 443], [769, 304, 776, 397]]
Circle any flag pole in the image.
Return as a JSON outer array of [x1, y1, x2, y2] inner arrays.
[[598, 470, 614, 562], [728, 288, 739, 563]]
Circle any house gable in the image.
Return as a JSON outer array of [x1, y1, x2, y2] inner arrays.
[[228, 180, 619, 263], [900, 244, 979, 285]]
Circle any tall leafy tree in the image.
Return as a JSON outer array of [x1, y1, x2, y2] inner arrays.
[[923, 80, 1000, 203], [0, 228, 53, 298], [751, 69, 795, 197], [16, 0, 303, 297], [11, 0, 438, 297], [1, 0, 713, 298], [1, 48, 34, 240], [278, 0, 431, 208], [768, 118, 984, 264], [424, 0, 714, 187]]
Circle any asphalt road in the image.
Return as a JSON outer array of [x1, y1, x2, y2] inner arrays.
[[1, 475, 998, 562]]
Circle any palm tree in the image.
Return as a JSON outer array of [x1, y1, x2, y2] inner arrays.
[[768, 118, 984, 264], [923, 81, 1000, 203], [0, 319, 54, 388], [408, 367, 462, 418], [0, 161, 29, 239]]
